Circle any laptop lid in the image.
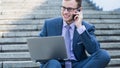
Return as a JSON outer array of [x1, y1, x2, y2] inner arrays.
[[27, 36, 67, 62]]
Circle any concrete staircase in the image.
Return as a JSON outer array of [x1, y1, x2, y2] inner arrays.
[[0, 0, 120, 68]]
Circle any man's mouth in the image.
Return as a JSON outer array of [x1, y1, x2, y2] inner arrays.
[[63, 15, 70, 19]]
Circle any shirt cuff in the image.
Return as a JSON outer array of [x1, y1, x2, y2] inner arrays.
[[77, 25, 86, 34]]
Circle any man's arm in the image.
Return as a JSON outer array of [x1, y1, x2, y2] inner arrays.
[[39, 20, 47, 37], [73, 10, 100, 55], [79, 25, 100, 54]]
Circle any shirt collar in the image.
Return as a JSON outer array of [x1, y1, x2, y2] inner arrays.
[[63, 21, 75, 30]]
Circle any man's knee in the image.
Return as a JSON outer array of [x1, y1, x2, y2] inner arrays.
[[97, 49, 111, 64], [48, 59, 61, 67], [48, 59, 61, 65], [87, 49, 111, 67], [41, 59, 61, 68]]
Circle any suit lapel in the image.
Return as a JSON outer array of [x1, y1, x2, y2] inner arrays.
[[73, 26, 81, 46], [73, 21, 84, 46]]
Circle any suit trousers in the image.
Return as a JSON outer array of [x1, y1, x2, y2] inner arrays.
[[40, 49, 110, 68]]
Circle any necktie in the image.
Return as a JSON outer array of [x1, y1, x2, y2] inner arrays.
[[65, 25, 72, 68]]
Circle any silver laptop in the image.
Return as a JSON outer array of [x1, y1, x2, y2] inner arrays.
[[27, 36, 67, 62]]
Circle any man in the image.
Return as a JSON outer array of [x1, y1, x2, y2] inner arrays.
[[39, 0, 110, 68]]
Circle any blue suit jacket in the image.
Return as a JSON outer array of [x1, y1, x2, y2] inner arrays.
[[39, 17, 100, 61]]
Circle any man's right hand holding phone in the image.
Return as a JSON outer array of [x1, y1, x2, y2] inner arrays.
[[73, 8, 83, 28], [73, 8, 86, 35]]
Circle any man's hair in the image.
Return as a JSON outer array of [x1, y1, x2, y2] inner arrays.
[[75, 0, 82, 8], [64, 0, 82, 8]]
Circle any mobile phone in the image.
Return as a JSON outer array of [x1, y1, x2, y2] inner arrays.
[[72, 9, 81, 20], [72, 14, 76, 20]]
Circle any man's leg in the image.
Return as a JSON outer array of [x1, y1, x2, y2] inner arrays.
[[40, 59, 62, 68], [73, 49, 110, 68]]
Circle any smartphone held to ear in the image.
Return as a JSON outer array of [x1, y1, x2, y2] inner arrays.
[[72, 9, 81, 20], [72, 14, 76, 20]]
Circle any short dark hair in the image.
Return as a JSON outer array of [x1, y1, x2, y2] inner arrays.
[[63, 0, 82, 8], [75, 0, 82, 8]]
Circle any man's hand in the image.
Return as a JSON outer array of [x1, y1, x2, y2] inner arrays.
[[73, 11, 83, 28]]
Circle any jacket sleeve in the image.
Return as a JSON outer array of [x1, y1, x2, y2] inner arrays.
[[80, 25, 100, 55], [39, 20, 48, 37]]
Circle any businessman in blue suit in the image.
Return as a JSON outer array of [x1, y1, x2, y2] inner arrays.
[[39, 0, 110, 68]]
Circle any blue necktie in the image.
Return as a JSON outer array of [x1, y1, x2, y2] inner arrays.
[[65, 25, 72, 68]]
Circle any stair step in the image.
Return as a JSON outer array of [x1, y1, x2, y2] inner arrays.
[[83, 11, 120, 15], [2, 0, 86, 3], [0, 50, 119, 61], [1, 7, 94, 10], [3, 61, 40, 68], [2, 0, 48, 3], [0, 52, 30, 61], [0, 24, 119, 31], [0, 59, 119, 68], [2, 44, 28, 52], [95, 30, 120, 36], [0, 20, 44, 25], [1, 31, 39, 38], [1, 14, 120, 19], [1, 43, 120, 52], [0, 25, 42, 31], [86, 19, 120, 24], [101, 43, 120, 49], [1, 2, 91, 9], [1, 6, 61, 11], [0, 19, 120, 25], [0, 35, 119, 44], [108, 59, 120, 67], [94, 24, 120, 30], [0, 37, 37, 44], [1, 14, 120, 20], [1, 10, 120, 15], [97, 36, 120, 42], [1, 1, 89, 6], [1, 59, 120, 68], [108, 50, 120, 58], [83, 15, 120, 19], [1, 11, 120, 16], [0, 30, 119, 38], [0, 13, 60, 20], [1, 1, 91, 6], [0, 55, 120, 67], [1, 3, 94, 10]]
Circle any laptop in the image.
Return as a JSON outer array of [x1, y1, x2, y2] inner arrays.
[[27, 36, 67, 62]]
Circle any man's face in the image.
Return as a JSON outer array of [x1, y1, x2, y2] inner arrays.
[[61, 0, 78, 24]]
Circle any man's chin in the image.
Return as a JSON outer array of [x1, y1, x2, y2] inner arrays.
[[64, 19, 73, 22]]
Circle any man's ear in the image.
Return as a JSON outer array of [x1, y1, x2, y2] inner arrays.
[[80, 7, 82, 11], [77, 7, 82, 12]]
